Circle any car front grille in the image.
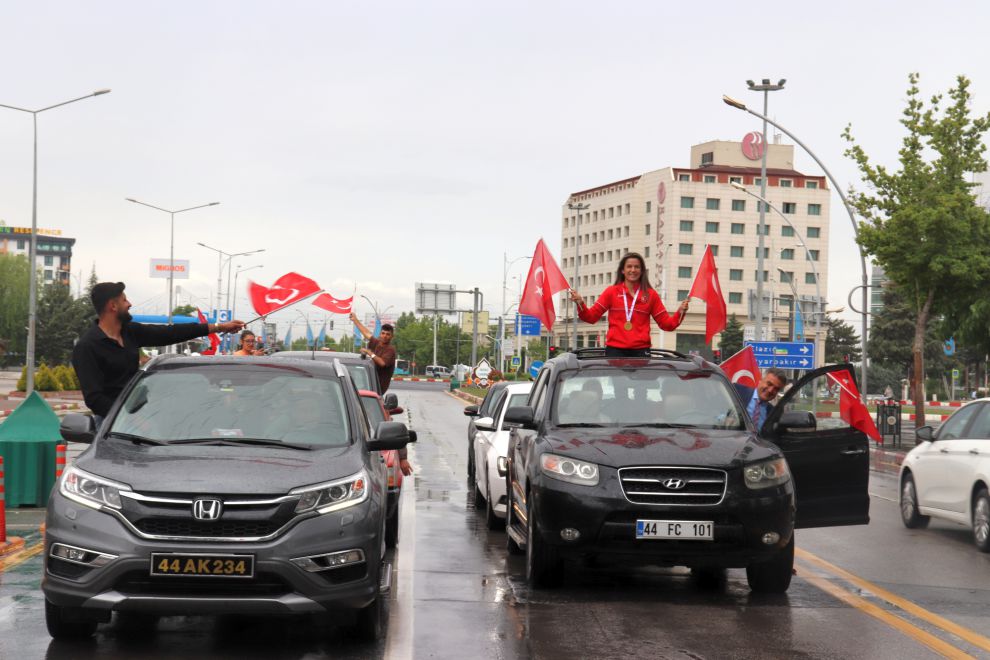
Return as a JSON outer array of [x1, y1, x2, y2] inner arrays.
[[118, 491, 298, 541], [134, 519, 281, 538], [618, 467, 727, 505]]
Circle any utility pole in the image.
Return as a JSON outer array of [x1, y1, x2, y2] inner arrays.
[[568, 202, 590, 349]]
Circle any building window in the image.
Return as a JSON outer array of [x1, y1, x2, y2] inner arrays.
[[730, 245, 744, 258], [678, 266, 692, 278], [44, 270, 53, 281], [625, 203, 630, 214], [706, 198, 720, 210], [728, 292, 743, 304], [644, 247, 650, 258], [805, 272, 818, 284], [730, 223, 745, 234], [646, 201, 652, 214], [680, 220, 694, 231], [779, 271, 794, 283], [617, 206, 622, 217], [782, 202, 796, 214], [701, 152, 714, 165], [608, 229, 614, 239], [753, 177, 763, 186], [754, 247, 769, 258], [16, 239, 25, 250], [807, 227, 821, 238], [755, 270, 769, 282], [731, 199, 745, 211], [781, 248, 795, 260], [703, 175, 716, 184], [609, 207, 615, 218], [757, 223, 770, 235], [808, 249, 820, 261], [705, 221, 719, 233], [780, 179, 792, 188], [677, 289, 689, 301], [676, 243, 692, 256], [624, 226, 630, 237], [729, 269, 743, 281], [806, 180, 819, 189], [781, 225, 795, 237], [710, 245, 719, 256], [645, 223, 651, 235], [807, 203, 822, 216], [729, 176, 742, 184], [680, 196, 694, 209], [678, 173, 690, 181], [44, 255, 53, 266]]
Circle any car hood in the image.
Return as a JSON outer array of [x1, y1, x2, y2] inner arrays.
[[76, 439, 362, 495], [542, 426, 780, 469]]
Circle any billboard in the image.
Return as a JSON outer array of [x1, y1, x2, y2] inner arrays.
[[461, 311, 489, 335], [150, 258, 190, 279], [415, 282, 457, 314]]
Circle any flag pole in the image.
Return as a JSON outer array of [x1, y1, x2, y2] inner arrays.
[[242, 290, 324, 326]]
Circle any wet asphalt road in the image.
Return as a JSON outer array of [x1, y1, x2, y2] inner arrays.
[[1, 380, 989, 659]]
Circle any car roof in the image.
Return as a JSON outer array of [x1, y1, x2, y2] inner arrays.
[[503, 382, 534, 393], [144, 354, 344, 378], [357, 389, 380, 399], [272, 350, 364, 362], [546, 348, 713, 374]]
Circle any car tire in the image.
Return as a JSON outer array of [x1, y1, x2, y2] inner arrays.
[[745, 535, 794, 594], [526, 498, 563, 588], [973, 488, 990, 553], [473, 464, 486, 509], [45, 599, 98, 640], [467, 439, 475, 480], [900, 473, 930, 529], [485, 471, 501, 531], [505, 482, 524, 556], [353, 593, 388, 643], [385, 505, 399, 549]]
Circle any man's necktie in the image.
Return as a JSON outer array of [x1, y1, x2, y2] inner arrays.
[[752, 401, 762, 431]]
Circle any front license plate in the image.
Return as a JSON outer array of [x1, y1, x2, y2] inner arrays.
[[150, 553, 255, 578], [636, 520, 713, 541]]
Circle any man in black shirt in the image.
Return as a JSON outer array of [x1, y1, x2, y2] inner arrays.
[[72, 282, 244, 424]]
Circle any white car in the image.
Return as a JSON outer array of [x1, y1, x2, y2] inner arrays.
[[899, 398, 990, 551], [472, 382, 533, 530]]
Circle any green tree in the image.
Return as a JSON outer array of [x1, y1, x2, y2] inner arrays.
[[171, 304, 197, 317], [36, 282, 91, 365], [0, 254, 30, 363], [824, 315, 861, 366], [719, 314, 744, 357], [843, 73, 990, 422], [391, 312, 472, 373], [868, 284, 947, 383]]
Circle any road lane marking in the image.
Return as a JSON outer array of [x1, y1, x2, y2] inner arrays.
[[797, 547, 990, 654], [0, 540, 44, 573], [798, 571, 973, 660]]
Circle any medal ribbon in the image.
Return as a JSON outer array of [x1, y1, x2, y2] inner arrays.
[[622, 287, 640, 328]]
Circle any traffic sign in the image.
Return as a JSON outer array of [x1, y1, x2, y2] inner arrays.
[[745, 341, 816, 370], [213, 309, 232, 323], [529, 360, 544, 378], [515, 314, 541, 337], [510, 356, 521, 368]]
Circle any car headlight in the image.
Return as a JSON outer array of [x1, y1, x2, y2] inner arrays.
[[743, 458, 790, 489], [292, 470, 369, 514], [60, 466, 128, 510], [541, 453, 599, 486]]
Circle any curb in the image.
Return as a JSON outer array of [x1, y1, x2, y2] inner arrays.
[[0, 536, 26, 557], [393, 377, 451, 383], [814, 410, 950, 422], [869, 445, 907, 476], [448, 390, 483, 405]]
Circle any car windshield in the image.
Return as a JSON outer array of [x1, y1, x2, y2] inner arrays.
[[554, 368, 744, 429], [346, 364, 372, 391], [360, 396, 386, 426], [110, 363, 351, 447]]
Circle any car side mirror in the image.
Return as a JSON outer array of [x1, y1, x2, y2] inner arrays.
[[777, 410, 816, 431], [463, 405, 480, 417], [916, 425, 935, 442], [503, 406, 536, 430], [60, 413, 97, 444], [474, 416, 496, 432], [368, 421, 410, 451], [408, 429, 417, 443], [383, 392, 399, 410]]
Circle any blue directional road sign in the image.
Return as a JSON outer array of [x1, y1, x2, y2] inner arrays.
[[745, 341, 816, 370], [529, 360, 544, 379], [515, 314, 541, 336]]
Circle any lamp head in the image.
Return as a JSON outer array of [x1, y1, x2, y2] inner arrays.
[[730, 181, 746, 191], [93, 89, 111, 96], [722, 95, 746, 110]]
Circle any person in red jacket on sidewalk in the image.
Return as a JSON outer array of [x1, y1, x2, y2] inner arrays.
[[569, 252, 689, 357]]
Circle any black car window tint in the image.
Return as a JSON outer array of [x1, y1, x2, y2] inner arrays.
[[530, 370, 552, 417], [965, 404, 990, 440], [937, 404, 979, 440], [480, 387, 499, 416], [491, 391, 509, 420]]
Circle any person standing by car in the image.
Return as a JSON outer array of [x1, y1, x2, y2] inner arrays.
[[350, 313, 397, 392], [233, 330, 265, 356], [734, 368, 788, 433], [72, 282, 244, 427], [568, 252, 689, 357]]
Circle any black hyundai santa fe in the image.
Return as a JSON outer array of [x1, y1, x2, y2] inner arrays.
[[503, 349, 870, 592], [45, 356, 410, 641]]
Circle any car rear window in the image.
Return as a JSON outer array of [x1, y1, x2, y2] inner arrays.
[[554, 368, 744, 429], [346, 364, 373, 391], [110, 364, 351, 447], [360, 396, 386, 427]]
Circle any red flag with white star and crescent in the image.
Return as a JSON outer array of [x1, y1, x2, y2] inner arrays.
[[518, 239, 569, 331], [719, 345, 761, 388], [688, 244, 727, 344], [827, 370, 881, 442]]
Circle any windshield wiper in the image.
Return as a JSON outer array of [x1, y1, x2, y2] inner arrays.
[[168, 437, 313, 451], [107, 431, 168, 445], [556, 422, 608, 428], [620, 423, 694, 428]]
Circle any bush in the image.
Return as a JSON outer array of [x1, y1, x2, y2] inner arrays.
[[16, 365, 26, 391], [53, 364, 79, 391], [488, 369, 503, 382], [34, 364, 62, 392]]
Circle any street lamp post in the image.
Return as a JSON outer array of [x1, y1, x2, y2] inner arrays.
[[501, 253, 531, 372], [0, 88, 111, 394], [126, 198, 220, 327], [197, 243, 265, 353], [723, 94, 870, 397], [567, 202, 590, 350], [232, 264, 263, 322]]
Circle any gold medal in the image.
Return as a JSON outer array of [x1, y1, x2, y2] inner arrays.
[[624, 321, 633, 331]]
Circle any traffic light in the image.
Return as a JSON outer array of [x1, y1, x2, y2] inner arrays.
[[712, 349, 722, 364], [549, 345, 558, 358]]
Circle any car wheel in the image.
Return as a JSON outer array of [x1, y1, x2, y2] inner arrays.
[[505, 482, 523, 556], [467, 439, 475, 480], [353, 592, 388, 642], [485, 471, 501, 531], [473, 463, 486, 509], [974, 488, 990, 552], [45, 599, 98, 640], [385, 505, 399, 549], [745, 535, 794, 594], [526, 497, 563, 588], [900, 473, 930, 529]]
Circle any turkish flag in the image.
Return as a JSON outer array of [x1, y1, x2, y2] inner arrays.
[[312, 293, 353, 314], [688, 245, 727, 344], [827, 370, 881, 442], [197, 308, 220, 355], [518, 238, 569, 331], [249, 272, 322, 316], [719, 346, 761, 388]]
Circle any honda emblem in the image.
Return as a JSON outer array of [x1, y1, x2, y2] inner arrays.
[[192, 498, 223, 521]]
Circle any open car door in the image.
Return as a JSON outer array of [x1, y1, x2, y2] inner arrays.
[[762, 364, 870, 529]]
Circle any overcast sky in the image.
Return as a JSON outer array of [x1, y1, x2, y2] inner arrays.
[[1, 1, 988, 341]]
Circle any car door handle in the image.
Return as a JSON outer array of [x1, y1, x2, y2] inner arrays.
[[840, 448, 867, 456], [939, 448, 949, 454], [971, 449, 980, 455]]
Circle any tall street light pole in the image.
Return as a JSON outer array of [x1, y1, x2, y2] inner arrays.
[[743, 79, 786, 344], [723, 93, 870, 397], [232, 264, 263, 322], [567, 202, 590, 350], [0, 88, 111, 394], [732, 182, 824, 367], [126, 198, 220, 326], [197, 243, 265, 353], [501, 253, 531, 372]]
